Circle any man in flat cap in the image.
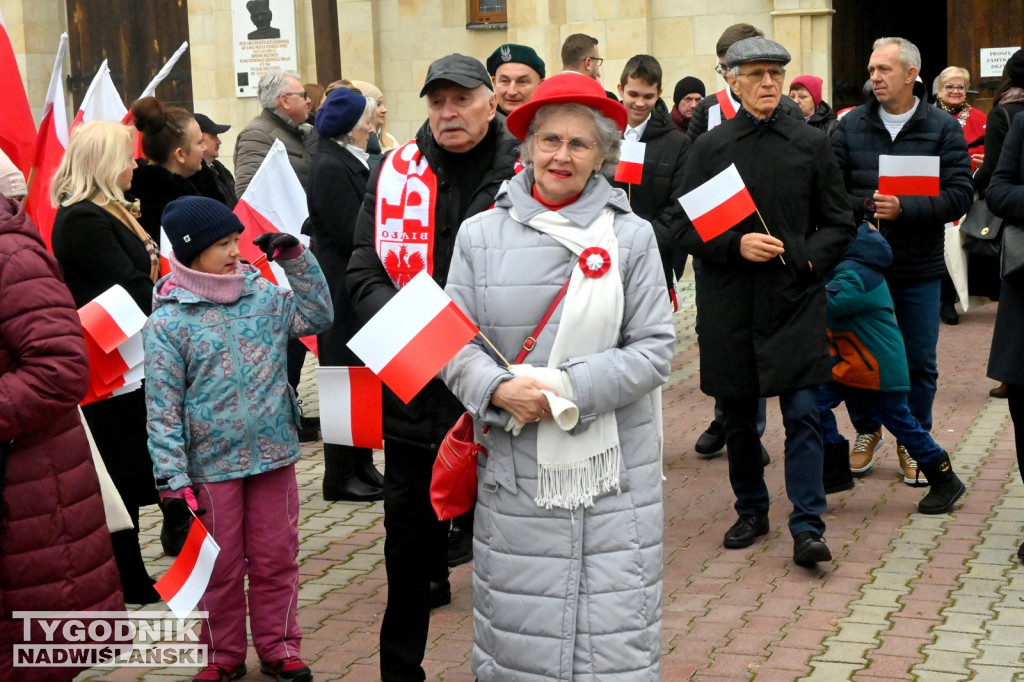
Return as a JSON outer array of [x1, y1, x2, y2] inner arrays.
[[831, 37, 971, 484], [486, 43, 545, 116], [246, 0, 280, 40], [346, 53, 519, 681], [677, 36, 856, 567]]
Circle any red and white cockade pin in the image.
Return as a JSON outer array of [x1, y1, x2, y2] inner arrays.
[[579, 247, 611, 278]]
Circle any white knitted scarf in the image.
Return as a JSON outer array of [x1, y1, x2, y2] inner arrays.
[[510, 205, 623, 509]]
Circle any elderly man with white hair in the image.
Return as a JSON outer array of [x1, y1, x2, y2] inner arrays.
[[234, 68, 317, 196]]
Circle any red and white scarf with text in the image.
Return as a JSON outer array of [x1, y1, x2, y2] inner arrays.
[[375, 140, 439, 288]]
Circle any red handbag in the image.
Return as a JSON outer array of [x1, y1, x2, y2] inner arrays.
[[429, 277, 572, 521]]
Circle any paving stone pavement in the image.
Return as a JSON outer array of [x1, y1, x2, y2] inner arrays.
[[76, 274, 1023, 681]]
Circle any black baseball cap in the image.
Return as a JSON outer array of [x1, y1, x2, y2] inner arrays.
[[194, 113, 230, 135], [419, 54, 493, 96]]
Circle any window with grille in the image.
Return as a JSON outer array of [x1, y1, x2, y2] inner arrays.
[[467, 0, 507, 27]]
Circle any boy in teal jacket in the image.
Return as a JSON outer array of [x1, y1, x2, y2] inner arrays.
[[817, 223, 964, 514]]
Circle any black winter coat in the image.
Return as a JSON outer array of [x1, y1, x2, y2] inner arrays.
[[974, 100, 1024, 194], [130, 163, 225, 243], [610, 100, 691, 290], [807, 101, 838, 137], [687, 87, 804, 140], [984, 113, 1024, 384], [831, 82, 973, 283], [191, 159, 237, 209], [677, 109, 856, 397], [306, 138, 370, 366], [346, 118, 520, 449], [51, 201, 157, 500]]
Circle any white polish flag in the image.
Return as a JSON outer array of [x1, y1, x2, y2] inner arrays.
[[317, 367, 384, 449], [155, 517, 220, 619], [347, 271, 479, 404], [679, 163, 757, 242], [614, 139, 645, 184], [878, 155, 940, 197]]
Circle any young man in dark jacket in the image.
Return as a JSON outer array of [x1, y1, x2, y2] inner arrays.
[[346, 53, 520, 682], [610, 54, 690, 298], [831, 37, 973, 484]]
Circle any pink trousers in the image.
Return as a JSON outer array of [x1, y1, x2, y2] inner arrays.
[[195, 464, 302, 667]]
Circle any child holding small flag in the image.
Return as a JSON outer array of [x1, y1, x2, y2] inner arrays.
[[143, 196, 332, 682]]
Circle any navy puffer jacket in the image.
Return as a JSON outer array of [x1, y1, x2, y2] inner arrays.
[[831, 81, 973, 283]]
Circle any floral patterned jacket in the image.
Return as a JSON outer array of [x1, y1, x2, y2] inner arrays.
[[144, 250, 333, 490]]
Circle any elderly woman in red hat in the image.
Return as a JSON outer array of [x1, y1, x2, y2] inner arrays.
[[440, 72, 674, 680]]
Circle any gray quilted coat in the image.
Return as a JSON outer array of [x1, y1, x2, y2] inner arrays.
[[441, 170, 675, 681]]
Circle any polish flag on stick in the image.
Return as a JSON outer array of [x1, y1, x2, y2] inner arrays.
[[155, 517, 220, 619], [124, 41, 189, 158], [231, 139, 317, 354], [71, 60, 127, 130], [614, 139, 645, 184], [878, 155, 940, 197], [347, 271, 479, 404], [679, 163, 757, 242], [23, 33, 69, 249], [0, 9, 38, 177], [317, 367, 384, 449]]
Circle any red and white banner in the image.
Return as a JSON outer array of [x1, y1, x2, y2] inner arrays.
[[878, 155, 940, 197], [614, 139, 645, 184], [231, 139, 317, 355], [78, 285, 147, 404], [78, 285, 149, 353], [0, 9, 37, 177], [124, 41, 189, 159], [679, 163, 757, 242], [155, 517, 220, 619], [71, 60, 128, 130], [23, 33, 69, 249], [347, 271, 479, 404], [316, 367, 383, 449]]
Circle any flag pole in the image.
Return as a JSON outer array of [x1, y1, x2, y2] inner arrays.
[[754, 208, 787, 265], [477, 331, 511, 367]]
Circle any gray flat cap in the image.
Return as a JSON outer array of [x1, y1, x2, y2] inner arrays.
[[725, 37, 791, 68]]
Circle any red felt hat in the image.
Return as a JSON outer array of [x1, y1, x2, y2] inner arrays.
[[505, 72, 627, 141]]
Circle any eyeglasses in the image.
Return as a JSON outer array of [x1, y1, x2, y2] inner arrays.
[[587, 56, 604, 66], [715, 63, 728, 76], [532, 131, 598, 157], [943, 84, 966, 93], [282, 90, 308, 100], [737, 67, 786, 82], [681, 94, 703, 104]]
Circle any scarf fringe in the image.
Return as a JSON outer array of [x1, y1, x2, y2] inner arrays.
[[534, 446, 621, 510]]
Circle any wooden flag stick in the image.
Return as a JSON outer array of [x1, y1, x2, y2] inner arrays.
[[478, 331, 511, 368], [754, 208, 787, 265]]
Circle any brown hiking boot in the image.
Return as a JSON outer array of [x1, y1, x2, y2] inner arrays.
[[850, 431, 883, 475]]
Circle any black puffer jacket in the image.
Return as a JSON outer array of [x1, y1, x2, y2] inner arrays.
[[807, 100, 838, 137], [609, 100, 691, 290], [831, 81, 973, 283], [346, 118, 520, 449]]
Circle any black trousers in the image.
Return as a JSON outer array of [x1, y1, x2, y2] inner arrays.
[[379, 441, 449, 681], [1009, 385, 1024, 479]]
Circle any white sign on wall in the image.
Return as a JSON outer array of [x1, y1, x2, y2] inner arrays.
[[232, 0, 298, 98], [980, 47, 1020, 79]]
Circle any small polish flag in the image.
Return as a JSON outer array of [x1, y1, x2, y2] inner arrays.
[[614, 139, 645, 184], [78, 285, 149, 353], [155, 517, 220, 619], [679, 163, 757, 241], [878, 155, 940, 197], [347, 271, 479, 404], [317, 367, 384, 449], [159, 227, 172, 276]]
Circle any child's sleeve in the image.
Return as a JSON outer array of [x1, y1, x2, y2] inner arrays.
[[826, 269, 876, 319], [277, 248, 334, 338], [143, 316, 192, 491]]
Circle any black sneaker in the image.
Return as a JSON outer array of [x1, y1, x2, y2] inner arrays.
[[793, 531, 832, 567], [448, 525, 473, 567]]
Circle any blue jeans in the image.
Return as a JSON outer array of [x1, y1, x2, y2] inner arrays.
[[817, 382, 943, 464], [849, 278, 940, 434], [721, 388, 825, 537]]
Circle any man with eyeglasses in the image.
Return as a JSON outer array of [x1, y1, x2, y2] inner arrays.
[[346, 53, 519, 682], [831, 37, 972, 484], [560, 33, 619, 101], [234, 68, 317, 196], [677, 37, 856, 567]]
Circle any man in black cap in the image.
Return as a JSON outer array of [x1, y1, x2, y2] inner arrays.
[[346, 53, 519, 682], [191, 113, 237, 209], [246, 0, 280, 40], [486, 43, 545, 116], [677, 36, 856, 567], [672, 76, 706, 134]]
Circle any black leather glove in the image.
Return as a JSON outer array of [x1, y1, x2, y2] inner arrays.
[[158, 492, 206, 558], [252, 232, 300, 262]]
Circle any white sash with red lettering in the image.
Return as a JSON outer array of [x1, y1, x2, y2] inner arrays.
[[375, 140, 439, 289]]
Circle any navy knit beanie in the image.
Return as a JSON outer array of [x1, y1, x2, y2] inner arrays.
[[162, 196, 245, 266], [315, 88, 366, 139]]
